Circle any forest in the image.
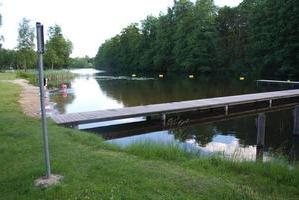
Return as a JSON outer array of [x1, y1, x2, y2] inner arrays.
[[94, 0, 299, 79], [0, 18, 91, 70]]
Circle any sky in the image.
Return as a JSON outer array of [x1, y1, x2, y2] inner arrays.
[[0, 0, 242, 57]]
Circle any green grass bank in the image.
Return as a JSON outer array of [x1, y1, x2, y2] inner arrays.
[[0, 73, 299, 199]]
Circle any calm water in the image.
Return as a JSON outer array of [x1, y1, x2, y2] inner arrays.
[[49, 69, 299, 161]]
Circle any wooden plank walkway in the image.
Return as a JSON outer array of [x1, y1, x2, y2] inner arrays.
[[257, 79, 299, 84], [51, 89, 299, 125]]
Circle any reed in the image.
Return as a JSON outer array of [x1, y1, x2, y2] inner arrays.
[[16, 69, 76, 88]]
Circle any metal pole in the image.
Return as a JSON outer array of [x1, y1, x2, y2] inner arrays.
[[36, 22, 51, 178]]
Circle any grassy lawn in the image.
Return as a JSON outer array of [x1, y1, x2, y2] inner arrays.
[[0, 72, 16, 80], [0, 73, 298, 199]]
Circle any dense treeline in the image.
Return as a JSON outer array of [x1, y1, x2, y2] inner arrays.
[[0, 18, 76, 71], [95, 0, 299, 79], [69, 56, 94, 68]]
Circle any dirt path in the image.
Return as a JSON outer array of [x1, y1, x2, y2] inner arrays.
[[4, 79, 51, 118]]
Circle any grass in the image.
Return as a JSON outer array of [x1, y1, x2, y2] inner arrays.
[[0, 72, 299, 199], [125, 142, 197, 161], [16, 70, 76, 89], [0, 72, 16, 80]]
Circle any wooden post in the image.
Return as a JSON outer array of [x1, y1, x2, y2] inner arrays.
[[293, 106, 299, 136], [269, 99, 272, 108], [256, 113, 266, 161], [257, 113, 266, 146], [225, 105, 229, 116], [162, 114, 166, 127]]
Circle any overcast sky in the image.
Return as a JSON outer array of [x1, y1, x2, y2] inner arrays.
[[0, 0, 242, 57]]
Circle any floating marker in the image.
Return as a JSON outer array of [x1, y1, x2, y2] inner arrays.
[[287, 80, 291, 82], [189, 75, 194, 79], [159, 74, 164, 78], [132, 74, 136, 77], [240, 76, 245, 81]]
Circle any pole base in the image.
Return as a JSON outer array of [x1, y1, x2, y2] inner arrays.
[[34, 174, 63, 188]]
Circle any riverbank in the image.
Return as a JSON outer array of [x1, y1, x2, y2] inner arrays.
[[0, 73, 299, 199], [2, 79, 50, 118]]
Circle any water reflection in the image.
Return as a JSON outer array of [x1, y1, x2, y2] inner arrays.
[[97, 79, 257, 107], [49, 69, 299, 161], [187, 135, 259, 161], [98, 108, 298, 161], [51, 76, 123, 114]]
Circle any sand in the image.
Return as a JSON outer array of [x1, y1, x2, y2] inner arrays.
[[3, 79, 51, 118]]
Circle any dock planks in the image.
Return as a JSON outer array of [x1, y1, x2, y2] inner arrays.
[[257, 79, 299, 85], [51, 89, 299, 125]]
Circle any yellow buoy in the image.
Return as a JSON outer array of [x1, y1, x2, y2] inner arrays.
[[159, 74, 164, 78], [287, 80, 291, 82], [189, 75, 194, 79], [239, 76, 245, 81], [132, 74, 136, 77]]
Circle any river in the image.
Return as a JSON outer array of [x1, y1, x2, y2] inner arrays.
[[49, 68, 299, 161]]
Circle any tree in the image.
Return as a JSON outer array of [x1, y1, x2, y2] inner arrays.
[[16, 18, 36, 70], [44, 25, 73, 69], [215, 6, 247, 76], [151, 8, 175, 72], [95, 36, 120, 71], [172, 0, 217, 73], [94, 0, 298, 79], [139, 16, 158, 70], [119, 23, 142, 71], [0, 49, 17, 71], [172, 0, 195, 71], [69, 56, 93, 68], [243, 0, 299, 79]]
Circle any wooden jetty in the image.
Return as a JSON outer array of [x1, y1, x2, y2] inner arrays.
[[51, 89, 299, 126], [85, 104, 296, 140], [257, 79, 299, 85]]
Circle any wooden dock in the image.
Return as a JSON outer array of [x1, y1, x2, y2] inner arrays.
[[51, 89, 299, 125], [257, 79, 299, 85]]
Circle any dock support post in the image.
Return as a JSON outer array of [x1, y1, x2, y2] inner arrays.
[[257, 113, 266, 145], [162, 114, 166, 127], [225, 105, 229, 116], [256, 113, 266, 161], [269, 99, 272, 108], [293, 106, 299, 136]]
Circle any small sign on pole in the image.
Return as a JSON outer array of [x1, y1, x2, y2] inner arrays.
[[36, 22, 51, 178], [35, 22, 63, 188]]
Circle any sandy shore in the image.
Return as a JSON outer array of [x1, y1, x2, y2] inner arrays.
[[4, 79, 51, 118]]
